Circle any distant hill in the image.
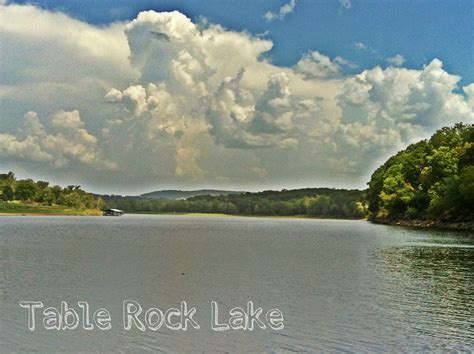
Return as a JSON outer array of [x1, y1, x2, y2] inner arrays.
[[140, 189, 244, 200], [103, 187, 368, 219]]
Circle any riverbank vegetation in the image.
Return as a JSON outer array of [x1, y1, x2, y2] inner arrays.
[[367, 123, 473, 225], [103, 188, 368, 219], [0, 172, 103, 215], [0, 201, 103, 215]]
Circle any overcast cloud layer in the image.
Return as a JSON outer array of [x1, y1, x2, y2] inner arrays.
[[0, 3, 473, 193]]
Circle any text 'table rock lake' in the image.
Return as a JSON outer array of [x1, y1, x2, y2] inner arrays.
[[1, 215, 473, 351]]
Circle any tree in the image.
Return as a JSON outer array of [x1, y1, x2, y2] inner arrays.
[[367, 123, 473, 222], [0, 172, 103, 211], [1, 184, 14, 201], [15, 179, 38, 201], [458, 166, 474, 212]]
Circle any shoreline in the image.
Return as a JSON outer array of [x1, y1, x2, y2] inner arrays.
[[126, 212, 365, 221], [0, 201, 103, 216], [0, 212, 102, 216], [3, 211, 472, 232], [0, 211, 364, 220], [0, 209, 103, 217], [0, 212, 79, 216], [371, 218, 474, 232]]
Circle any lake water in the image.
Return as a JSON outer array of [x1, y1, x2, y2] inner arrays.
[[1, 215, 473, 351]]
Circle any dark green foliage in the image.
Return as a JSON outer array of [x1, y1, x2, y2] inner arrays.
[[103, 188, 368, 219], [0, 172, 104, 209], [367, 123, 473, 222], [1, 184, 14, 201], [15, 179, 38, 201]]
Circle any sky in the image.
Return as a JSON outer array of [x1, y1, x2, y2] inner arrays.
[[0, 0, 473, 194]]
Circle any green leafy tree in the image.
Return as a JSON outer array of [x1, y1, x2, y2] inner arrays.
[[0, 172, 103, 211], [1, 184, 14, 201], [15, 179, 38, 201], [367, 123, 473, 222]]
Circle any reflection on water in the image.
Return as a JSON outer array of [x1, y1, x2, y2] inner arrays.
[[0, 215, 473, 351], [371, 245, 474, 350]]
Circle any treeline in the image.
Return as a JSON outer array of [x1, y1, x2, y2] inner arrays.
[[368, 123, 473, 222], [103, 188, 368, 219], [0, 172, 104, 210]]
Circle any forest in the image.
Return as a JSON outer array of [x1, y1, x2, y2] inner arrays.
[[0, 172, 104, 214], [367, 123, 473, 223], [103, 188, 368, 219]]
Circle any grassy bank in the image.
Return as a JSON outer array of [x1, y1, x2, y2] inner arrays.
[[0, 201, 103, 216], [128, 211, 365, 220]]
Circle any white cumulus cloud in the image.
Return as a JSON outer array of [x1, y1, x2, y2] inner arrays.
[[387, 54, 406, 66], [0, 111, 115, 170], [354, 42, 367, 50], [335, 59, 474, 173], [264, 0, 297, 21], [339, 0, 352, 10], [294, 51, 355, 79], [0, 3, 472, 192]]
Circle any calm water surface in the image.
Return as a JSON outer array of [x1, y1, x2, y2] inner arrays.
[[1, 215, 473, 352]]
